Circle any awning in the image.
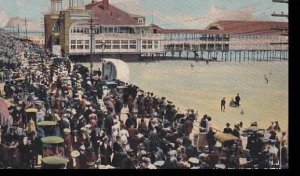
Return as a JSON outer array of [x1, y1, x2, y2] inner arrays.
[[0, 98, 9, 125]]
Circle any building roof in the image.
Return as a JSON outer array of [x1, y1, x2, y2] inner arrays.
[[207, 20, 288, 35], [152, 20, 288, 36], [85, 0, 138, 26]]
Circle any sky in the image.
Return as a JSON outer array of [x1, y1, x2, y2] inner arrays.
[[0, 0, 288, 30]]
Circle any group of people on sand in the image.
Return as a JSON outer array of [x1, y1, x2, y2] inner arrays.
[[0, 34, 288, 169], [221, 93, 241, 112]]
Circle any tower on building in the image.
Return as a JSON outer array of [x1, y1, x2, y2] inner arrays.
[[51, 0, 63, 13], [69, 0, 85, 9]]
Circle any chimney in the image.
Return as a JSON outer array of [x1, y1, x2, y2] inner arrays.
[[103, 0, 109, 10]]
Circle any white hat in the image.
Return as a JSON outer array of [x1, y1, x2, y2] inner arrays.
[[137, 133, 144, 139], [168, 150, 177, 156], [188, 157, 199, 164], [199, 153, 209, 158], [154, 160, 164, 167], [63, 128, 71, 134], [215, 164, 226, 169]]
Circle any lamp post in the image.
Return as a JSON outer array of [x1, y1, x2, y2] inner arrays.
[[101, 42, 105, 80]]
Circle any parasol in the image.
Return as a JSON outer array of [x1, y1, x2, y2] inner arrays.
[[41, 156, 69, 165], [214, 132, 239, 143], [25, 108, 38, 113], [41, 136, 64, 144], [37, 121, 57, 126]]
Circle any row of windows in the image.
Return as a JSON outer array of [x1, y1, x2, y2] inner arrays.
[[231, 43, 270, 47], [232, 35, 279, 40], [70, 44, 138, 50], [70, 26, 135, 34]]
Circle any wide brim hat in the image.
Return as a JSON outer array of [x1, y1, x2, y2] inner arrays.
[[63, 128, 71, 134]]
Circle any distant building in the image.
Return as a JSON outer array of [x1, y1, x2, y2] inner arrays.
[[44, 0, 288, 60]]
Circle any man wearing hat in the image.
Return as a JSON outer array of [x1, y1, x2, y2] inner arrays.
[[112, 136, 125, 168], [63, 128, 73, 151], [232, 125, 240, 138], [223, 123, 233, 134], [104, 108, 114, 139], [100, 137, 113, 165], [221, 97, 226, 112]]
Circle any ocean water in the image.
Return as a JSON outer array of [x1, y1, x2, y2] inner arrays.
[[85, 60, 288, 131]]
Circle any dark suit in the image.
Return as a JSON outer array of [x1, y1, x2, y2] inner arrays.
[[112, 142, 124, 168], [100, 143, 112, 165]]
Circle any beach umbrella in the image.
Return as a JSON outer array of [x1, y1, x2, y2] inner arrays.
[[0, 98, 9, 125]]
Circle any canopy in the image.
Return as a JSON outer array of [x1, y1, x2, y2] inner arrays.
[[214, 132, 239, 143], [41, 156, 69, 165], [25, 108, 38, 113], [103, 59, 130, 82], [0, 98, 10, 125], [41, 136, 64, 144], [37, 121, 57, 126]]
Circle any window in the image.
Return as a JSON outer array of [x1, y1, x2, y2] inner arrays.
[[121, 40, 128, 45], [105, 40, 111, 44], [113, 40, 120, 44], [108, 27, 114, 33], [71, 45, 76, 49], [121, 45, 128, 49], [105, 45, 111, 49], [154, 40, 158, 45], [96, 40, 102, 44], [85, 40, 89, 44], [130, 45, 136, 49], [154, 45, 158, 49], [71, 40, 76, 44], [77, 45, 83, 49], [113, 45, 120, 49], [85, 45, 89, 49], [77, 40, 83, 44], [138, 18, 144, 24], [130, 40, 136, 44], [142, 45, 147, 49], [142, 40, 147, 44]]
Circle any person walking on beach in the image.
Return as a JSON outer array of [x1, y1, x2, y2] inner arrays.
[[221, 97, 226, 112], [264, 74, 268, 84], [235, 93, 241, 108]]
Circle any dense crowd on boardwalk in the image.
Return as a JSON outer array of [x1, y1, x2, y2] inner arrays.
[[0, 34, 288, 169]]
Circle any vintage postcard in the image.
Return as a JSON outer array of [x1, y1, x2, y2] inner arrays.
[[0, 0, 288, 170]]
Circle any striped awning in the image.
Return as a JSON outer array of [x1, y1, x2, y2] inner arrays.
[[0, 98, 10, 125]]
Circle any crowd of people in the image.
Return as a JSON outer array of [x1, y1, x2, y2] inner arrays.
[[0, 33, 288, 169]]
